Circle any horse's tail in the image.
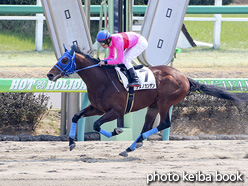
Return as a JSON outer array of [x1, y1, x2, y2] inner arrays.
[[187, 77, 248, 103]]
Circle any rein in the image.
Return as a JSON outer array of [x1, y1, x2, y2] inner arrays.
[[55, 51, 120, 92], [103, 67, 120, 93], [55, 62, 100, 77], [75, 64, 100, 73]]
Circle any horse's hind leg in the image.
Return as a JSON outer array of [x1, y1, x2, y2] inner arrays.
[[136, 102, 158, 148], [119, 110, 170, 157], [119, 103, 159, 157], [141, 102, 159, 133]]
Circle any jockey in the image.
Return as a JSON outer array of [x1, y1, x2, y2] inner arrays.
[[97, 30, 148, 87]]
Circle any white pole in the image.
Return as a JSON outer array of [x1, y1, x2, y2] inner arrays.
[[35, 0, 43, 51], [213, 0, 222, 49], [85, 0, 91, 29]]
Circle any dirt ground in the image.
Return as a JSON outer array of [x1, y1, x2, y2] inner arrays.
[[0, 140, 247, 186], [1, 63, 248, 185]]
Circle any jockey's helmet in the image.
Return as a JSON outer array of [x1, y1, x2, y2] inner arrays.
[[96, 30, 111, 42]]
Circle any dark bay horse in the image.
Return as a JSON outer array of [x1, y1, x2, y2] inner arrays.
[[47, 45, 248, 157]]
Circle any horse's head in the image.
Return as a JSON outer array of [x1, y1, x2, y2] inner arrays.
[[47, 45, 76, 82]]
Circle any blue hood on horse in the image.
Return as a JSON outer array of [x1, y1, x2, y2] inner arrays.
[[54, 45, 76, 77]]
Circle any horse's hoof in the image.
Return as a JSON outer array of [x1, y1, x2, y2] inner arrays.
[[119, 150, 128, 157], [69, 143, 76, 151], [136, 142, 143, 149], [114, 128, 123, 135]]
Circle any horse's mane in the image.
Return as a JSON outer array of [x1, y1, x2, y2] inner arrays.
[[73, 45, 100, 64], [72, 45, 116, 70]]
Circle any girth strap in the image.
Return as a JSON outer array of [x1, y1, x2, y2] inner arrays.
[[125, 87, 135, 114]]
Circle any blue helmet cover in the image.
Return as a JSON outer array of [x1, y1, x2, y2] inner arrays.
[[97, 30, 111, 41]]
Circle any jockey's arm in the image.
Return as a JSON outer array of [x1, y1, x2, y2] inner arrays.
[[105, 46, 115, 60], [103, 36, 124, 65], [105, 45, 124, 65]]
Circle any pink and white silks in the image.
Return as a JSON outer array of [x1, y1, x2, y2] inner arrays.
[[104, 32, 148, 70]]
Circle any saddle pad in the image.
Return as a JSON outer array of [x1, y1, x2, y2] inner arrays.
[[115, 66, 157, 91]]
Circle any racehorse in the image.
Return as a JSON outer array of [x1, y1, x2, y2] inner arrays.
[[47, 45, 248, 157]]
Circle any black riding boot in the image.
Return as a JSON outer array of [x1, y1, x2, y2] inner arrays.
[[128, 67, 141, 87]]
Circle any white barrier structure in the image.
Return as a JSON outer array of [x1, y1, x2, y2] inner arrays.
[[1, 0, 248, 51], [41, 0, 92, 59], [41, 0, 93, 135], [138, 0, 189, 66]]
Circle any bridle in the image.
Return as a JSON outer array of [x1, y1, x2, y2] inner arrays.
[[54, 45, 119, 92], [54, 49, 100, 77]]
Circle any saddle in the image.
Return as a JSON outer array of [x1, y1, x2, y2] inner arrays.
[[103, 64, 156, 113], [113, 64, 156, 114], [114, 64, 144, 84]]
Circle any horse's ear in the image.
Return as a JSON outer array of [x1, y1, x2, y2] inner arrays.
[[70, 45, 75, 56], [63, 44, 68, 52]]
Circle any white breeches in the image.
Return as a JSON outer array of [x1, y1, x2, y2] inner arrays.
[[123, 35, 148, 70]]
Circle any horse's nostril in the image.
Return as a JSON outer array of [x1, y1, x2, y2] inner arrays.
[[47, 73, 54, 80]]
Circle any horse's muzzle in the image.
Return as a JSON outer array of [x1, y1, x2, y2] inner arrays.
[[47, 72, 62, 82], [47, 73, 54, 81], [47, 73, 55, 81]]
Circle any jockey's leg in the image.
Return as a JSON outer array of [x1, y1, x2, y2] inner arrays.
[[123, 58, 140, 87], [127, 67, 141, 87], [123, 37, 148, 87]]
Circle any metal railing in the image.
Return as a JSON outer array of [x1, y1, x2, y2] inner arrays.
[[1, 3, 248, 50], [1, 5, 248, 14]]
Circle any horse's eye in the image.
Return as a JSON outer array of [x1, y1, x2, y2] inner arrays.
[[61, 58, 68, 64]]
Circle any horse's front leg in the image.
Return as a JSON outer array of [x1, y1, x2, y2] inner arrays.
[[93, 109, 123, 138], [69, 105, 103, 151]]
